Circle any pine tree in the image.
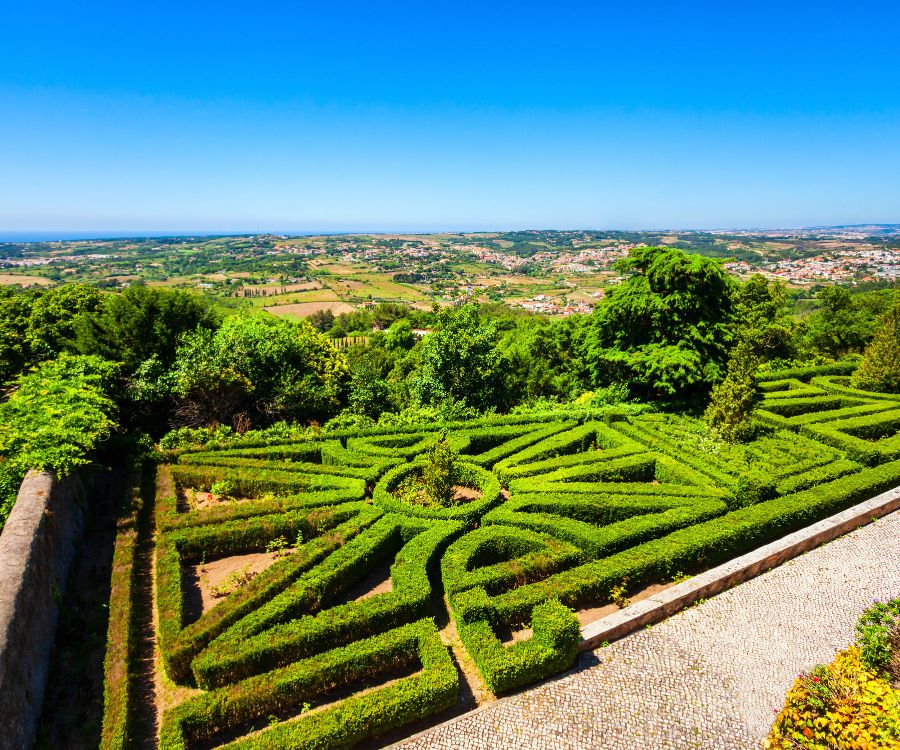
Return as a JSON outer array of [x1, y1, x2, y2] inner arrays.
[[853, 301, 900, 393], [705, 337, 760, 443]]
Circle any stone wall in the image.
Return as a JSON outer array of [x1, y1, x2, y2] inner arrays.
[[0, 471, 86, 750]]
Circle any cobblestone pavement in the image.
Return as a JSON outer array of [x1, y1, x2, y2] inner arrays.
[[396, 510, 900, 750]]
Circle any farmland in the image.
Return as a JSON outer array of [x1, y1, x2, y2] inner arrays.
[[3, 226, 900, 318], [96, 364, 900, 749]]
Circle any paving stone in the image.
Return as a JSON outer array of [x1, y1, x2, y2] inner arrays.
[[395, 509, 900, 749]]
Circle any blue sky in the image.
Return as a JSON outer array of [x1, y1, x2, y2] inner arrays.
[[1, 1, 899, 236]]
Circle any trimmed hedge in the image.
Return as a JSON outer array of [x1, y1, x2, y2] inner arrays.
[[160, 619, 458, 750], [493, 423, 619, 482], [475, 459, 900, 625], [811, 375, 900, 402], [802, 410, 900, 466], [156, 492, 381, 683], [484, 492, 728, 558], [179, 452, 377, 481], [99, 481, 142, 750], [372, 460, 501, 525], [757, 360, 859, 382], [450, 594, 580, 694], [457, 422, 576, 468], [193, 516, 462, 688], [441, 525, 585, 597], [170, 463, 367, 498]]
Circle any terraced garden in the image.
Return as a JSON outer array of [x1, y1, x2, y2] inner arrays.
[[111, 364, 900, 750]]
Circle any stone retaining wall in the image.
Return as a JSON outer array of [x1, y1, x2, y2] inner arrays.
[[0, 471, 86, 750]]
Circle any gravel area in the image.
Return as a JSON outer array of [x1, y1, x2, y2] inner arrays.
[[394, 509, 900, 750]]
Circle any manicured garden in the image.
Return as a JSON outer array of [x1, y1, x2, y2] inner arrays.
[[97, 364, 900, 749]]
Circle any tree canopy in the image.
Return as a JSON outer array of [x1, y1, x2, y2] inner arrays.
[[581, 246, 738, 398]]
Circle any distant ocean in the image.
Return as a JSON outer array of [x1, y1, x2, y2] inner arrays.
[[0, 231, 196, 242]]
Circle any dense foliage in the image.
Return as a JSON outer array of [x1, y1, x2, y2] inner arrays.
[[853, 300, 900, 393], [766, 599, 900, 749], [0, 355, 119, 527], [581, 246, 738, 397]]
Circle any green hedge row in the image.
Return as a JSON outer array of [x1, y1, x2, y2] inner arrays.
[[160, 619, 458, 750], [756, 378, 826, 398], [757, 360, 859, 383], [474, 459, 900, 626], [186, 515, 420, 686], [757, 400, 898, 432], [773, 459, 862, 495], [450, 593, 580, 694], [372, 460, 501, 525], [457, 422, 576, 468], [170, 463, 367, 498], [484, 492, 728, 558], [758, 395, 864, 418], [810, 376, 900, 402], [179, 452, 376, 480], [441, 525, 585, 597], [609, 420, 737, 488], [492, 423, 615, 482], [156, 479, 381, 683], [801, 410, 900, 466], [99, 481, 142, 750], [194, 516, 462, 689]]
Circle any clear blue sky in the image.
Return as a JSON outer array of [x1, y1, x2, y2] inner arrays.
[[2, 1, 899, 236]]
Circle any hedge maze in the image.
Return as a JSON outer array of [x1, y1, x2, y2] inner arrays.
[[145, 368, 900, 749]]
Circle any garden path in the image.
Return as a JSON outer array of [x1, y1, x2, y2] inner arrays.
[[392, 508, 900, 750]]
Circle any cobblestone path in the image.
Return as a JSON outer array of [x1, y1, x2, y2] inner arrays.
[[395, 509, 900, 750]]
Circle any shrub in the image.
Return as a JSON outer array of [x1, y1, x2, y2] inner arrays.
[[856, 598, 900, 676], [160, 620, 458, 750], [0, 355, 119, 529], [373, 460, 501, 525], [765, 647, 900, 749], [853, 301, 900, 394], [705, 339, 760, 443]]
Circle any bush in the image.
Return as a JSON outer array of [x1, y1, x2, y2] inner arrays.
[[0, 355, 119, 529], [373, 460, 501, 525], [160, 620, 458, 750], [853, 301, 900, 393], [856, 598, 900, 676], [764, 647, 900, 749]]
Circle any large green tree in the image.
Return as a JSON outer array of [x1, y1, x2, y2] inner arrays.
[[413, 304, 505, 411], [167, 315, 349, 427], [74, 284, 218, 373], [581, 246, 738, 398]]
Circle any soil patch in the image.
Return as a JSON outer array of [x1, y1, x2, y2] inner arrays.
[[452, 485, 482, 502], [184, 550, 294, 620], [178, 486, 251, 512]]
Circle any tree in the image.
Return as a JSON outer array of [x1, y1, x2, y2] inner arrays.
[[413, 304, 505, 411], [168, 315, 349, 427], [735, 275, 799, 363], [805, 286, 878, 357], [384, 318, 416, 351], [581, 247, 738, 398], [853, 301, 900, 393], [308, 308, 335, 333], [74, 285, 219, 372], [0, 355, 119, 527], [347, 357, 391, 419], [499, 316, 589, 402], [25, 284, 103, 359], [705, 337, 760, 442]]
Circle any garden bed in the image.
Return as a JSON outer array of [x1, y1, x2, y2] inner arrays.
[[98, 372, 900, 748]]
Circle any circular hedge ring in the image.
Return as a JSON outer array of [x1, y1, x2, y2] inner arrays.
[[372, 460, 500, 525]]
